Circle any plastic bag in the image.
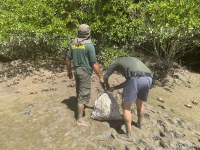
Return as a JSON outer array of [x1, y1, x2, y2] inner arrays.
[[91, 92, 122, 120]]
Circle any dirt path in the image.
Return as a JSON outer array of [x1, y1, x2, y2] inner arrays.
[[0, 62, 200, 150]]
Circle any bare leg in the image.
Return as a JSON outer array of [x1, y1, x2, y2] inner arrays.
[[117, 101, 133, 142], [77, 102, 88, 127], [136, 98, 144, 129]]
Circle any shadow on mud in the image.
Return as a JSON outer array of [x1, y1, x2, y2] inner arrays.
[[62, 96, 78, 120]]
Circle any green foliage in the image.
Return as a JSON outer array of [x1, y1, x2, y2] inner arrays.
[[97, 48, 130, 69], [0, 0, 199, 72], [0, 0, 67, 61], [128, 0, 200, 70]]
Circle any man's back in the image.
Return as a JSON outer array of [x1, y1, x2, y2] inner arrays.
[[104, 56, 152, 80], [68, 42, 96, 75], [116, 57, 151, 73]]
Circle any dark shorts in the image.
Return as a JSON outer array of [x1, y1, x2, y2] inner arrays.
[[123, 76, 152, 103], [74, 68, 91, 104]]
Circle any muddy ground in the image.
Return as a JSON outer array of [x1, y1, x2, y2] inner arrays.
[[0, 60, 200, 150]]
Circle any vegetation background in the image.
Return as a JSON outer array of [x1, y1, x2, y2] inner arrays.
[[0, 1, 200, 149], [0, 0, 200, 76]]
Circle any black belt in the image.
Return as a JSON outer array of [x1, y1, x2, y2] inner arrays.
[[128, 71, 153, 78]]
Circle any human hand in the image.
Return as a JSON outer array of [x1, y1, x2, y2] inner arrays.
[[99, 76, 104, 84], [108, 87, 115, 92]]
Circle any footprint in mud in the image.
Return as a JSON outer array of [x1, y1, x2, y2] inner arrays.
[[157, 120, 181, 139], [96, 132, 115, 141], [99, 144, 115, 150], [22, 104, 34, 116], [120, 145, 131, 150], [164, 117, 175, 125], [159, 130, 185, 139], [143, 113, 150, 119], [157, 119, 166, 127], [169, 130, 185, 138], [157, 104, 166, 109], [152, 136, 168, 148], [170, 140, 195, 150], [159, 140, 169, 148], [176, 119, 185, 128], [136, 139, 156, 150]]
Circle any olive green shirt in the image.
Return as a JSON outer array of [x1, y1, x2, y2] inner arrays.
[[67, 43, 96, 75], [104, 56, 152, 89]]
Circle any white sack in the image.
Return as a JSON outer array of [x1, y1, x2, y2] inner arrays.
[[91, 92, 122, 120]]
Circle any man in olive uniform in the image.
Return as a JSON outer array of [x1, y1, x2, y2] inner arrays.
[[66, 24, 104, 127], [104, 56, 153, 142]]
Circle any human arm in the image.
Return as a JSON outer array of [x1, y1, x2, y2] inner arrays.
[[87, 44, 104, 83], [112, 82, 126, 90], [66, 59, 73, 79], [66, 45, 73, 79], [91, 63, 104, 84], [104, 59, 126, 92], [106, 81, 126, 92], [103, 60, 118, 91]]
